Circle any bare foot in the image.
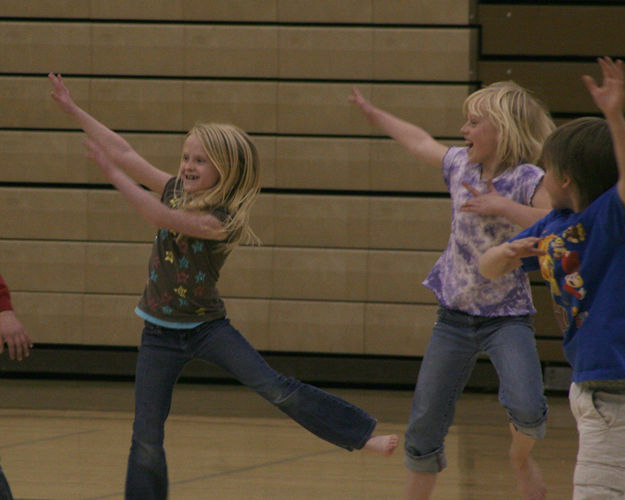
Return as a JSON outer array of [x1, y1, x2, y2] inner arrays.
[[511, 456, 546, 500], [363, 434, 399, 457]]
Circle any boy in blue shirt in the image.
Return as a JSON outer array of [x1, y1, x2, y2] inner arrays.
[[479, 57, 625, 500]]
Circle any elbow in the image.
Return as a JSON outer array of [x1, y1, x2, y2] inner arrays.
[[200, 218, 227, 241], [478, 262, 496, 281]]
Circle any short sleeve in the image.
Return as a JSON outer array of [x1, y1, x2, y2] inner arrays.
[[516, 164, 545, 207], [441, 146, 467, 188]]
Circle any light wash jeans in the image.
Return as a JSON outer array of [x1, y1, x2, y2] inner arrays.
[[405, 307, 547, 472], [125, 319, 377, 500], [569, 382, 625, 499], [0, 464, 13, 500]]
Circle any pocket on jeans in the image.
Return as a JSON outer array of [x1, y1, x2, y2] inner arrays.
[[568, 383, 582, 421], [592, 391, 625, 427]]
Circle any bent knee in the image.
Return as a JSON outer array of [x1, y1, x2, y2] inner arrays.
[[253, 375, 300, 405], [505, 400, 547, 432]]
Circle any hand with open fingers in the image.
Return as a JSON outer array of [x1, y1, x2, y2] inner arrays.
[[582, 57, 624, 119], [502, 237, 545, 259], [348, 86, 376, 122], [0, 310, 33, 361], [48, 72, 78, 114], [461, 180, 508, 216]]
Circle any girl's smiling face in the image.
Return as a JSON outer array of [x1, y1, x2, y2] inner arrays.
[[460, 112, 499, 171], [179, 132, 220, 194]]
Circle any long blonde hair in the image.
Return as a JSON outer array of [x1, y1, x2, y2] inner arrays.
[[174, 123, 261, 250], [463, 81, 555, 175]]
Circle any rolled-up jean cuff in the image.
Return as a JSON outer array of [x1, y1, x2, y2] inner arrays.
[[512, 420, 546, 441], [353, 418, 378, 451], [404, 450, 447, 473]]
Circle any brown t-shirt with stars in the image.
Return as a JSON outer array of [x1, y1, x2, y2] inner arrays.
[[136, 177, 230, 325]]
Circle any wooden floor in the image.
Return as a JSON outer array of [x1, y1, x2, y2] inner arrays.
[[0, 379, 577, 499]]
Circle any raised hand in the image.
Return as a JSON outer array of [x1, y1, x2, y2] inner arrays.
[[582, 57, 624, 119], [348, 86, 377, 123], [48, 72, 78, 114], [461, 180, 508, 216]]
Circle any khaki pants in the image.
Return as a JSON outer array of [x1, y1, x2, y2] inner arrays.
[[569, 383, 625, 500]]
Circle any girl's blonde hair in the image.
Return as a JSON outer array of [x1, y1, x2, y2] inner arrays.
[[463, 81, 555, 175], [174, 123, 261, 250]]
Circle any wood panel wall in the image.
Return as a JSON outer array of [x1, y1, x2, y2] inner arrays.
[[478, 1, 625, 121], [0, 0, 569, 380]]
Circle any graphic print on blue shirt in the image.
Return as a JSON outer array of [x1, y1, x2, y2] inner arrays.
[[514, 186, 625, 382]]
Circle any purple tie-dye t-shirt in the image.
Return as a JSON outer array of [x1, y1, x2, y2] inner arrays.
[[422, 147, 544, 317]]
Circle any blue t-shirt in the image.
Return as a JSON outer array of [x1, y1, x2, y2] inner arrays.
[[513, 186, 625, 383]]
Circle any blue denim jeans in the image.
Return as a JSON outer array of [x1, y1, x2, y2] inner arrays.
[[125, 318, 377, 500], [404, 307, 547, 472], [0, 464, 13, 500]]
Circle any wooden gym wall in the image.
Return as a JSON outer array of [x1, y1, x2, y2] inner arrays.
[[2, 0, 612, 382]]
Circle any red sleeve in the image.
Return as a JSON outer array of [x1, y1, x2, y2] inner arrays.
[[0, 274, 13, 312]]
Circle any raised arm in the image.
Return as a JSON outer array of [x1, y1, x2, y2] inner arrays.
[[48, 73, 171, 194], [582, 57, 625, 203], [479, 237, 545, 280], [84, 139, 226, 241], [349, 86, 448, 168]]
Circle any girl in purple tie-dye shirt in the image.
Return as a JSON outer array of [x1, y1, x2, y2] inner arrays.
[[351, 82, 554, 500]]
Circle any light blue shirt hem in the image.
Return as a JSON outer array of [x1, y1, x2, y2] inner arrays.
[[135, 307, 204, 329]]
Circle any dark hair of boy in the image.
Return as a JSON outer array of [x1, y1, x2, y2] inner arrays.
[[539, 116, 618, 209]]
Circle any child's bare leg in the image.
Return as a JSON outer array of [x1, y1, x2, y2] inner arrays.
[[508, 423, 546, 500], [362, 434, 399, 457], [404, 469, 437, 500]]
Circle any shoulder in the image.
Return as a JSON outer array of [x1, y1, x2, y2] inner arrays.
[[443, 146, 468, 167], [497, 163, 545, 204], [442, 146, 471, 181], [510, 163, 544, 183], [593, 185, 621, 207], [585, 186, 625, 231]]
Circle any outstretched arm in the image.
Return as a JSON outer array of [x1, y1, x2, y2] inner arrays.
[[349, 86, 448, 167], [582, 57, 625, 203], [479, 237, 545, 280], [461, 180, 551, 228], [48, 73, 171, 195], [83, 139, 226, 241]]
